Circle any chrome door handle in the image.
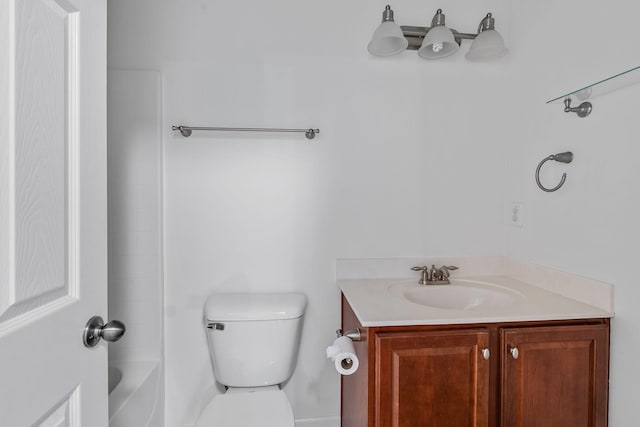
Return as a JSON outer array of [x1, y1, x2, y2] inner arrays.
[[83, 316, 126, 348]]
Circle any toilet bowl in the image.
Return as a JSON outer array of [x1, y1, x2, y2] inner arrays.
[[195, 386, 293, 427], [195, 292, 307, 427]]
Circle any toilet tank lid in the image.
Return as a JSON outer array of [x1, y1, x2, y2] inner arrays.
[[204, 292, 307, 321]]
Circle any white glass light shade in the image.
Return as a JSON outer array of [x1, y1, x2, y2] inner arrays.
[[465, 29, 507, 61], [367, 21, 408, 57], [418, 25, 459, 59]]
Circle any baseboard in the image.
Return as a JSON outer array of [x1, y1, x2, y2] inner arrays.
[[184, 415, 339, 427], [295, 416, 341, 427], [184, 415, 340, 427]]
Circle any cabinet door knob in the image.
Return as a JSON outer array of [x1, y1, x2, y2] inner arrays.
[[510, 347, 519, 360], [481, 348, 490, 360]]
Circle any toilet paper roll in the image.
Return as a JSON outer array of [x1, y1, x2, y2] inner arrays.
[[326, 336, 359, 376]]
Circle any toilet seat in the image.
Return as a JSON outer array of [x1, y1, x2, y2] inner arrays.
[[195, 386, 294, 427]]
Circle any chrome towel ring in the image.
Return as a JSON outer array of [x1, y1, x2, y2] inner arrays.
[[535, 152, 573, 192]]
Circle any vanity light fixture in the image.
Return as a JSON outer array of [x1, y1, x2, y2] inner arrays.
[[367, 5, 409, 56], [418, 9, 458, 59], [368, 5, 507, 61]]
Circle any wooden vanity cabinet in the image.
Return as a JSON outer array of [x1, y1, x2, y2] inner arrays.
[[500, 325, 610, 427], [375, 329, 490, 427], [341, 296, 610, 427]]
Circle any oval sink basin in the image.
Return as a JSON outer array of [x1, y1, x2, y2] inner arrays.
[[388, 279, 524, 311]]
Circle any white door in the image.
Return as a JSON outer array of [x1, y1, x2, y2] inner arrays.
[[0, 0, 108, 426]]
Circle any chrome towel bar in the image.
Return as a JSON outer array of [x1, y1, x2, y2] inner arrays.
[[172, 125, 320, 140]]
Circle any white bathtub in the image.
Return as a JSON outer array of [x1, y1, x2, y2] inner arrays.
[[109, 360, 162, 427]]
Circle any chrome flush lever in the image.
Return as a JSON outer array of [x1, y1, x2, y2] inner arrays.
[[207, 322, 225, 330]]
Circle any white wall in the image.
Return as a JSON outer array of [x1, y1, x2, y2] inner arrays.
[[503, 1, 640, 425], [107, 70, 164, 399], [108, 0, 640, 425]]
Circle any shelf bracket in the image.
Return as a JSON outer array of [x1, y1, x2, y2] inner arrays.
[[564, 98, 592, 118]]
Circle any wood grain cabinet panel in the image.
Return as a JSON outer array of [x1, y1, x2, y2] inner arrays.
[[375, 330, 490, 427], [500, 325, 610, 427]]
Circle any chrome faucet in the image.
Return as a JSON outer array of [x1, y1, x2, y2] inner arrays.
[[411, 265, 459, 285]]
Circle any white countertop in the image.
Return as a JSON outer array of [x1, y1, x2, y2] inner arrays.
[[337, 257, 614, 327]]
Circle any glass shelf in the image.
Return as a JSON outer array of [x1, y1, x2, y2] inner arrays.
[[546, 65, 640, 104]]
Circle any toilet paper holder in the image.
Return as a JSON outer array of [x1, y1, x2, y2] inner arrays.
[[328, 329, 362, 374], [336, 328, 362, 342]]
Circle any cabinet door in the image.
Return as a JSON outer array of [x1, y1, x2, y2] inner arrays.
[[501, 324, 609, 427], [375, 329, 490, 427]]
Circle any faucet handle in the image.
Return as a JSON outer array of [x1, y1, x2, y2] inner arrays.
[[437, 265, 459, 278], [411, 266, 431, 285]]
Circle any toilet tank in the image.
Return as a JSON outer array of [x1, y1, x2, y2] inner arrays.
[[204, 292, 307, 388]]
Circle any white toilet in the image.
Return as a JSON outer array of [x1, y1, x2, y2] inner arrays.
[[196, 292, 307, 427]]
